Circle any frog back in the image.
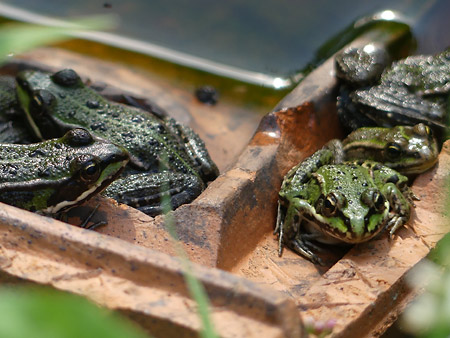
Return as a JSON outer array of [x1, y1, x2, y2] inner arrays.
[[18, 70, 198, 177]]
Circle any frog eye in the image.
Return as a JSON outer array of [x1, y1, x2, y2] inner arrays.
[[321, 192, 345, 217], [385, 142, 402, 159], [30, 89, 56, 116], [51, 69, 82, 87], [413, 123, 433, 138], [64, 128, 94, 147], [80, 160, 101, 182], [361, 189, 386, 212], [71, 155, 101, 182], [372, 191, 386, 211]]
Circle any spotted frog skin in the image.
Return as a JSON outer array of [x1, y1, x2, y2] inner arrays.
[[16, 69, 219, 216], [274, 123, 438, 264], [0, 128, 129, 214], [336, 46, 450, 134], [326, 123, 439, 175], [275, 147, 412, 265]]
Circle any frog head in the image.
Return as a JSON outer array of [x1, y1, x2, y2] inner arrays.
[[277, 163, 390, 257], [43, 128, 130, 213], [0, 128, 129, 213], [343, 123, 439, 175], [16, 69, 85, 140], [302, 165, 389, 243]]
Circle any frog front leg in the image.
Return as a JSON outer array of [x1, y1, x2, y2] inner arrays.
[[381, 182, 412, 236], [276, 198, 323, 264], [102, 170, 204, 216]]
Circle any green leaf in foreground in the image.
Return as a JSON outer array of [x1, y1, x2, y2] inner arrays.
[[159, 151, 218, 338], [0, 286, 148, 338], [164, 211, 219, 338], [0, 15, 115, 62]]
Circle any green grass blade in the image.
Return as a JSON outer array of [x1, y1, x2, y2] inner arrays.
[[159, 152, 218, 338]]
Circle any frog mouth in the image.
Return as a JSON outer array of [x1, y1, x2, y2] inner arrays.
[[44, 159, 128, 214], [301, 211, 389, 244], [397, 157, 439, 175]]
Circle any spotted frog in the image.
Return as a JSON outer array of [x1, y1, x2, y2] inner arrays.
[[274, 122, 438, 264], [0, 128, 129, 214], [326, 123, 438, 175], [336, 46, 450, 133], [275, 148, 412, 264], [16, 69, 219, 216]]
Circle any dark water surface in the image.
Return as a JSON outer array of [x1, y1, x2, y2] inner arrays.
[[1, 0, 448, 85]]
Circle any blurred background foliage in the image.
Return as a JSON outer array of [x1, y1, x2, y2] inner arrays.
[[0, 15, 115, 62], [0, 286, 148, 338]]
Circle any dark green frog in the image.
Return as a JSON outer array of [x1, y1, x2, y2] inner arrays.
[[326, 123, 439, 175], [16, 69, 219, 216], [336, 46, 450, 133], [0, 128, 129, 214]]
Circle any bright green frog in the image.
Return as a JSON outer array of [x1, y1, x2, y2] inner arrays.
[[15, 69, 219, 216], [275, 148, 412, 265], [274, 123, 438, 264], [0, 128, 129, 214]]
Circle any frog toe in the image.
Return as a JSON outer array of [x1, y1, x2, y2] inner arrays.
[[288, 238, 324, 265], [387, 215, 408, 238]]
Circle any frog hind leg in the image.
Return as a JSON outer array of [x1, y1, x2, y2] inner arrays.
[[336, 85, 378, 132], [102, 170, 204, 217], [276, 198, 323, 264], [164, 118, 219, 183], [280, 148, 337, 193]]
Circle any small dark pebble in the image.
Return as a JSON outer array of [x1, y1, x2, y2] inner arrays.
[[195, 85, 219, 105], [103, 2, 112, 8]]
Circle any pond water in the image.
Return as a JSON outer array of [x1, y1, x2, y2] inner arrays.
[[0, 0, 448, 87]]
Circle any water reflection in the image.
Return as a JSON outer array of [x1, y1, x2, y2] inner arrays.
[[0, 0, 448, 87]]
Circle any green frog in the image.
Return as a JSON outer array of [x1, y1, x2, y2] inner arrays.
[[15, 69, 219, 216], [274, 122, 438, 264], [275, 148, 412, 265], [0, 128, 129, 214], [326, 123, 439, 175]]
